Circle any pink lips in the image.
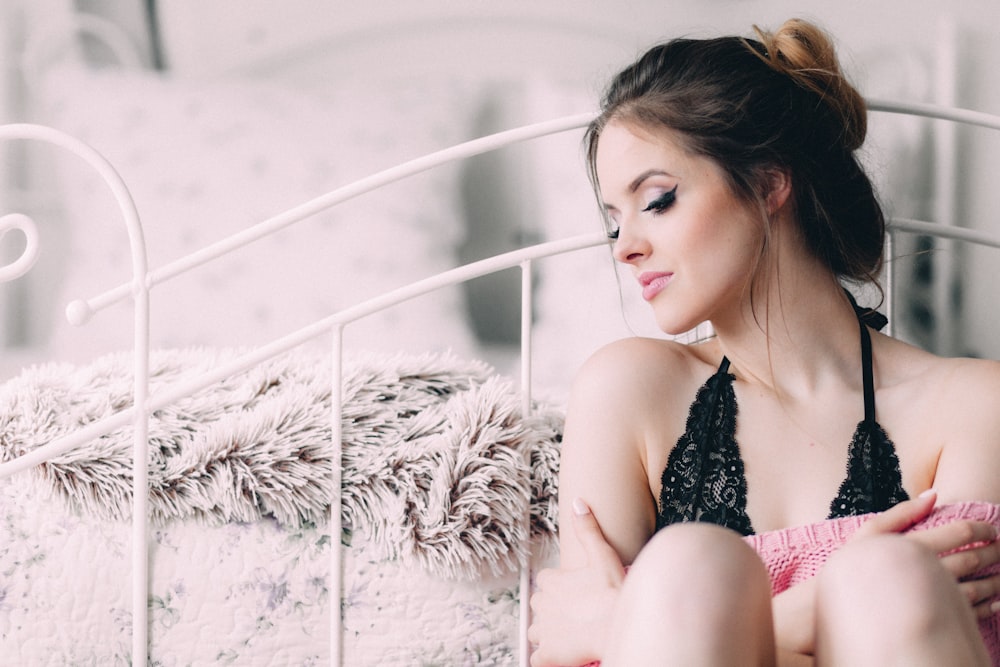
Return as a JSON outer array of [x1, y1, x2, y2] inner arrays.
[[639, 271, 674, 301]]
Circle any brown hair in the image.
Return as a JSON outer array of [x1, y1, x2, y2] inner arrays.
[[585, 18, 884, 286]]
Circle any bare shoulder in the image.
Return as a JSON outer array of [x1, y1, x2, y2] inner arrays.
[[881, 335, 1000, 504], [884, 336, 1000, 414], [564, 336, 716, 465], [935, 356, 1000, 504], [571, 336, 712, 407], [927, 353, 1000, 444], [557, 336, 715, 564]]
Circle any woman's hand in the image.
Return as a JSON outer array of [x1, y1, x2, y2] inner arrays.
[[852, 488, 940, 539], [775, 490, 1000, 656], [528, 499, 626, 667], [856, 490, 1000, 619]]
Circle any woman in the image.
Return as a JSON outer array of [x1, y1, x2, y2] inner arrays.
[[527, 18, 1000, 667]]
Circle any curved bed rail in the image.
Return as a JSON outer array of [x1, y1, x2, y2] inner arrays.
[[0, 122, 153, 664], [57, 98, 1000, 332], [0, 98, 999, 666], [61, 111, 598, 326]]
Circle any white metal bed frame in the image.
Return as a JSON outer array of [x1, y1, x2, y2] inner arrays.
[[0, 100, 998, 666]]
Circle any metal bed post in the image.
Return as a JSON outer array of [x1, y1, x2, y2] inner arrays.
[[519, 258, 535, 667], [931, 23, 958, 356], [131, 261, 151, 667], [0, 123, 151, 667], [885, 228, 896, 337], [330, 324, 345, 667]]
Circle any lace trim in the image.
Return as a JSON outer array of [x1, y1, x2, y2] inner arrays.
[[828, 420, 909, 518], [656, 367, 753, 536], [656, 371, 908, 537]]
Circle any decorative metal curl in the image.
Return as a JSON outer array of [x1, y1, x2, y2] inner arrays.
[[0, 121, 150, 667], [0, 213, 40, 282]]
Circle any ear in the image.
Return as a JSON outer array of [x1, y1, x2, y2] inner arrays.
[[764, 168, 792, 215]]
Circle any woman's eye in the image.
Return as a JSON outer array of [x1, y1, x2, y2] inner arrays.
[[604, 213, 621, 240], [642, 186, 678, 214]]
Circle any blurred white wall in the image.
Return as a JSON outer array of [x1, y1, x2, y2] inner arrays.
[[7, 0, 1000, 360], [66, 1, 997, 93]]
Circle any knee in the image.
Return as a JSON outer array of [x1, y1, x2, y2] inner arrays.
[[815, 534, 990, 665], [633, 522, 763, 574], [605, 523, 776, 663], [818, 534, 949, 632], [625, 522, 770, 613]]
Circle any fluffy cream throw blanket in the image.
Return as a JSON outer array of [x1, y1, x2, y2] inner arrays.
[[0, 348, 563, 579]]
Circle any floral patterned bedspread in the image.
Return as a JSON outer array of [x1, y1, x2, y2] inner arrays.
[[0, 473, 532, 666]]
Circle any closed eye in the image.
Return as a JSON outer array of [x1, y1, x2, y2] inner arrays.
[[605, 220, 620, 241], [642, 186, 678, 214], [603, 210, 621, 240]]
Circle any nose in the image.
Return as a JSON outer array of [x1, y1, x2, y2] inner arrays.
[[611, 220, 649, 264]]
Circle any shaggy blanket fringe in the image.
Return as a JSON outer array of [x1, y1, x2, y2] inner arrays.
[[0, 348, 563, 580]]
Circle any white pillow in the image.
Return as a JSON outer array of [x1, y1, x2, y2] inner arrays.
[[34, 66, 477, 362]]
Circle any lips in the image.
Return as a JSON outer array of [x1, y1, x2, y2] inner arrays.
[[639, 271, 674, 301]]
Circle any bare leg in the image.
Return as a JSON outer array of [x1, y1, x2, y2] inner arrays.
[[603, 522, 776, 667], [815, 534, 990, 667]]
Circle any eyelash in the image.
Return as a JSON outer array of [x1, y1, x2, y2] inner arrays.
[[606, 186, 678, 240], [643, 186, 678, 214], [606, 222, 620, 241]]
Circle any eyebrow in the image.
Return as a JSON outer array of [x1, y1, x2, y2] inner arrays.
[[629, 169, 671, 193], [603, 169, 673, 211]]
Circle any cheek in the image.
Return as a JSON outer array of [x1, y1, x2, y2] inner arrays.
[[684, 214, 764, 292], [711, 204, 765, 263], [680, 216, 744, 261]]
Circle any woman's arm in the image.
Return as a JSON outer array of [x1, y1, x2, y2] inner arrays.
[[929, 359, 1000, 505], [556, 342, 660, 568], [528, 341, 664, 666]]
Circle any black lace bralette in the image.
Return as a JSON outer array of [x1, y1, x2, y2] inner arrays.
[[656, 314, 910, 537]]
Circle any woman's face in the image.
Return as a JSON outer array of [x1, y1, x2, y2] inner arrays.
[[595, 121, 766, 335]]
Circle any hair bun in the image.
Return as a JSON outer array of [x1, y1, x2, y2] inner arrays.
[[752, 18, 867, 151]]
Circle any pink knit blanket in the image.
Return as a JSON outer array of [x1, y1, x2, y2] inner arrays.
[[744, 501, 1000, 664], [575, 501, 1000, 666]]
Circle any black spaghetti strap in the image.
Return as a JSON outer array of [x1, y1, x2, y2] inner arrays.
[[718, 357, 731, 374], [859, 320, 876, 425], [844, 288, 888, 331]]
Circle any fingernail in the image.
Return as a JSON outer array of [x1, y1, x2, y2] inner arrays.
[[572, 498, 590, 516]]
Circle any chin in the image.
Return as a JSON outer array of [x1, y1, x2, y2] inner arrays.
[[654, 313, 703, 338], [649, 294, 711, 339]]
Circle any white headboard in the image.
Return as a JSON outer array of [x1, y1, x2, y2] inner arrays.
[[3, 0, 1000, 378]]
